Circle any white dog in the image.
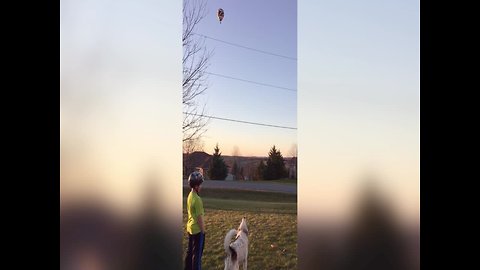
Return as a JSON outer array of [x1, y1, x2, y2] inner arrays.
[[224, 217, 249, 270]]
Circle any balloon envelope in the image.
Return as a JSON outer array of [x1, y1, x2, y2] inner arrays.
[[217, 8, 224, 22]]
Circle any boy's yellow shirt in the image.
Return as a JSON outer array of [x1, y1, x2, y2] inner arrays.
[[187, 190, 204, 234]]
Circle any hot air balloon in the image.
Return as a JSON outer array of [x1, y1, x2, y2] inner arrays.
[[217, 8, 224, 24]]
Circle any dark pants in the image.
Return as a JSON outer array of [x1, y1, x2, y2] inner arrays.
[[184, 232, 205, 270]]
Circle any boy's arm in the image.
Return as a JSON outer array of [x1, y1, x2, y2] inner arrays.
[[197, 214, 205, 233]]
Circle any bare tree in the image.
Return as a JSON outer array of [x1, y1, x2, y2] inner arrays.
[[183, 136, 205, 178], [289, 143, 297, 158], [231, 145, 242, 180], [289, 143, 297, 179], [232, 145, 240, 157], [183, 0, 212, 143], [183, 136, 205, 155]]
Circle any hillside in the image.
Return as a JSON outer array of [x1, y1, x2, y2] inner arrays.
[[183, 151, 296, 180]]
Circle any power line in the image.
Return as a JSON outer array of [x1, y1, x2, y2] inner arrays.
[[184, 112, 297, 130], [194, 33, 297, 61], [205, 71, 296, 92]]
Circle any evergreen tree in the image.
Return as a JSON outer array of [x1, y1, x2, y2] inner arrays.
[[208, 144, 228, 180], [264, 145, 288, 180]]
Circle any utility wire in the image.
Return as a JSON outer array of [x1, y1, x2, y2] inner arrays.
[[184, 112, 297, 130], [205, 71, 296, 92], [194, 32, 297, 61]]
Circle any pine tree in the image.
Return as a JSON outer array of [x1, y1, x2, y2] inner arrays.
[[264, 145, 288, 180], [208, 144, 228, 180]]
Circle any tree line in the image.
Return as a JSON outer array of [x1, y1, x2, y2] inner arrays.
[[208, 144, 293, 181]]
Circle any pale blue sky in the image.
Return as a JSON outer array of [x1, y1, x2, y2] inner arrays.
[[188, 0, 297, 157]]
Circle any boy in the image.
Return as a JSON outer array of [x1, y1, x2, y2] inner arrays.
[[184, 170, 205, 270]]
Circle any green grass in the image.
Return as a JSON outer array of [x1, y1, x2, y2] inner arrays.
[[204, 198, 297, 214], [183, 187, 297, 203], [183, 188, 297, 269], [254, 178, 298, 185]]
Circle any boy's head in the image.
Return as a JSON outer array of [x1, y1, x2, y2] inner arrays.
[[188, 171, 204, 190]]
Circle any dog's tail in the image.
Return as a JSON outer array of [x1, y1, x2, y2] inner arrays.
[[224, 229, 237, 254]]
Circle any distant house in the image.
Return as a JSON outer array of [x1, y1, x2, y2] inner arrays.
[[225, 173, 234, 181], [286, 157, 297, 179], [288, 163, 297, 179], [183, 151, 212, 179]]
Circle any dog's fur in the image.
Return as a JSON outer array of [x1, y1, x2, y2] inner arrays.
[[224, 217, 249, 270]]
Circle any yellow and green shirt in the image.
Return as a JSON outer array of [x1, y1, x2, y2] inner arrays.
[[187, 190, 204, 235]]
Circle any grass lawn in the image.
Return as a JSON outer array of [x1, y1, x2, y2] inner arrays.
[[183, 187, 296, 203], [182, 188, 297, 269], [253, 178, 298, 185]]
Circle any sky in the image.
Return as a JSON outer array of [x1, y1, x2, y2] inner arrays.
[[60, 0, 419, 232], [186, 0, 297, 157]]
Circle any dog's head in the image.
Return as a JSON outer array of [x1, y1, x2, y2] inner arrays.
[[238, 216, 248, 235]]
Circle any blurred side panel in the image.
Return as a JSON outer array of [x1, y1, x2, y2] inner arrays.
[[60, 0, 183, 269], [298, 0, 419, 269]]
